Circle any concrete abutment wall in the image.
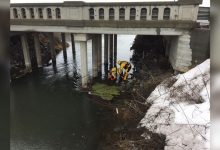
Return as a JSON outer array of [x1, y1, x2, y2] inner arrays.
[[169, 32, 192, 72], [167, 28, 210, 72]]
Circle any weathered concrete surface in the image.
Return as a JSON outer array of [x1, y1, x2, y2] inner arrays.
[[169, 32, 192, 72]]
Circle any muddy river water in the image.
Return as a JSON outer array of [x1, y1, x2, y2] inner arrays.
[[10, 35, 135, 150]]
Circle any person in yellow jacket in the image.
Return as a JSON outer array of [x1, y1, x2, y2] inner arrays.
[[117, 60, 132, 81], [108, 67, 119, 81]]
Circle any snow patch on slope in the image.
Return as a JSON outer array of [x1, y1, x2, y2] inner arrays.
[[140, 59, 210, 150]]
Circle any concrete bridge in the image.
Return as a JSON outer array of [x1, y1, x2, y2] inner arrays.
[[10, 0, 203, 88]]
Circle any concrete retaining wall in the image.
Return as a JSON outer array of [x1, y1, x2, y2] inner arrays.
[[190, 28, 210, 65]]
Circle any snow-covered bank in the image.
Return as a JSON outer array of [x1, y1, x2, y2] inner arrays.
[[140, 59, 210, 149]]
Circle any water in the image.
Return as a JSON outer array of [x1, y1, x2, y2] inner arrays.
[[10, 35, 135, 150]]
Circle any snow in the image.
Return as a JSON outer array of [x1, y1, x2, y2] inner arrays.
[[140, 59, 210, 149]]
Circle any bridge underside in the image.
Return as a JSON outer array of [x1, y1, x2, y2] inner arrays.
[[11, 25, 189, 36]]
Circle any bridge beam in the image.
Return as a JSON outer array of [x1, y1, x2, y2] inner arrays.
[[21, 34, 32, 72], [10, 26, 188, 36], [80, 41, 88, 88], [169, 32, 192, 72], [33, 33, 42, 68]]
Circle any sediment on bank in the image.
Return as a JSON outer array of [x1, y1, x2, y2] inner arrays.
[[10, 33, 69, 79]]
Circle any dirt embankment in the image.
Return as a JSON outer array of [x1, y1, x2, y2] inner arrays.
[[94, 35, 174, 149], [10, 33, 69, 79]]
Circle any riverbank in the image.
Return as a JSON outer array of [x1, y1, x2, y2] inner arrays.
[[88, 71, 172, 149], [92, 35, 210, 149], [10, 33, 69, 79], [88, 35, 174, 149]]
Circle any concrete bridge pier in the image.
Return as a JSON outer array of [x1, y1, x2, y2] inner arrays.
[[92, 34, 102, 77], [71, 33, 76, 59], [113, 34, 117, 67], [104, 34, 109, 78], [80, 41, 88, 88], [109, 34, 114, 69], [48, 33, 56, 66], [74, 34, 89, 88], [97, 34, 102, 76], [61, 33, 67, 62], [169, 32, 192, 72], [33, 33, 42, 68], [21, 34, 32, 72], [92, 35, 98, 78]]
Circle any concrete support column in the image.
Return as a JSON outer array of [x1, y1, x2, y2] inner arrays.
[[104, 34, 109, 77], [21, 34, 32, 71], [33, 34, 42, 68], [80, 41, 88, 88], [97, 34, 102, 76], [61, 33, 67, 61], [113, 34, 117, 67], [169, 32, 192, 72], [92, 35, 98, 77], [48, 33, 56, 65], [71, 33, 76, 56], [109, 34, 114, 69]]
